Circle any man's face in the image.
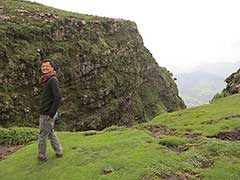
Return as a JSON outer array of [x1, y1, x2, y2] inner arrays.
[[41, 62, 53, 74]]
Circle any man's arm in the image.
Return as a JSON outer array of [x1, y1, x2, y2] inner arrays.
[[49, 77, 62, 118]]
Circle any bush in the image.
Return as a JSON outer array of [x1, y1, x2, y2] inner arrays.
[[0, 127, 39, 145]]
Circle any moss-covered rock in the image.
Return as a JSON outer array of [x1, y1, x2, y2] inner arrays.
[[212, 68, 240, 101], [0, 0, 185, 131]]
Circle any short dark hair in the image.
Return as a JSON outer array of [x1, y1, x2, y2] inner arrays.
[[41, 59, 55, 68]]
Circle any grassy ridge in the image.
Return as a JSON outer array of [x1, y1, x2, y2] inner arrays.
[[144, 93, 240, 136], [0, 95, 240, 179]]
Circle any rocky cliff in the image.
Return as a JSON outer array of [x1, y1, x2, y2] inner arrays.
[[0, 0, 185, 131], [212, 68, 240, 101]]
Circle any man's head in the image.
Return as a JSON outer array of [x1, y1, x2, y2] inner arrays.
[[41, 60, 54, 74]]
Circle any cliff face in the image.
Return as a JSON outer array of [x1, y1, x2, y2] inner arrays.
[[0, 0, 185, 131], [212, 69, 240, 101]]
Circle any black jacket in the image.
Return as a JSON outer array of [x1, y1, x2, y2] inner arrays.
[[40, 76, 62, 118]]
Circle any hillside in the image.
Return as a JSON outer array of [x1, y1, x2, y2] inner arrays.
[[0, 94, 240, 179], [176, 71, 225, 107], [0, 0, 185, 131]]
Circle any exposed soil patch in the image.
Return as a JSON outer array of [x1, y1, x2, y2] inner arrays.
[[208, 129, 240, 141], [82, 131, 97, 136], [184, 133, 202, 138], [199, 159, 214, 169], [219, 114, 240, 120], [102, 168, 114, 175], [167, 145, 189, 153], [160, 173, 201, 180], [165, 143, 200, 153], [143, 171, 201, 180], [201, 114, 240, 125], [0, 145, 24, 160], [147, 125, 176, 138]]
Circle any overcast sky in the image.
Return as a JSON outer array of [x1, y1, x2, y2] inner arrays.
[[30, 0, 240, 73]]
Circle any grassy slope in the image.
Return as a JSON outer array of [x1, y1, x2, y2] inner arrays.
[[1, 94, 240, 179]]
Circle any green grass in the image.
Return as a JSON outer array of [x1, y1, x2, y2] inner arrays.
[[158, 136, 188, 147], [144, 93, 240, 136], [1, 95, 240, 179], [201, 157, 240, 180]]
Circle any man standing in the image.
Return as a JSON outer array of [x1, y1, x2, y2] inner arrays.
[[38, 59, 63, 161]]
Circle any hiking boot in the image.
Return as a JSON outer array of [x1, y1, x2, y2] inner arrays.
[[56, 153, 63, 158], [38, 155, 48, 161]]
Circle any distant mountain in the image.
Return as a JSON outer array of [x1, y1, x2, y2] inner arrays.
[[192, 61, 240, 78], [175, 61, 240, 107], [176, 71, 226, 107]]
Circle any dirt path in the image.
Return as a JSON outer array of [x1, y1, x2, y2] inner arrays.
[[0, 145, 25, 160], [207, 129, 240, 141], [146, 125, 176, 138]]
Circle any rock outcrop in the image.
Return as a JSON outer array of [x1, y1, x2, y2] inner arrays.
[[0, 0, 185, 131], [212, 68, 240, 101]]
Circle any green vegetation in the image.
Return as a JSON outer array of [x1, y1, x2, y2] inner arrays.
[[158, 136, 188, 147], [0, 94, 240, 179], [144, 94, 240, 136], [0, 127, 38, 145]]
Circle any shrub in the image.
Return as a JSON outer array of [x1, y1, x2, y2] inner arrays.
[[0, 127, 39, 145]]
